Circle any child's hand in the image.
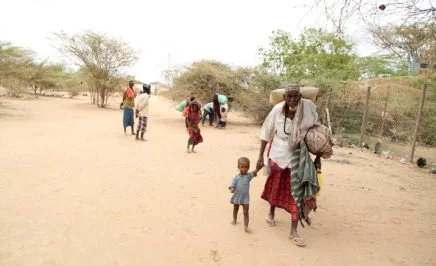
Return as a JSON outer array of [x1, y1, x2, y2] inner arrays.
[[228, 186, 236, 193]]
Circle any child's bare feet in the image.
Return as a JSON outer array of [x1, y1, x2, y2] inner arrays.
[[231, 220, 237, 225], [244, 227, 252, 233]]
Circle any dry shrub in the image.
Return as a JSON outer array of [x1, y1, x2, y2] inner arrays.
[[171, 61, 280, 123]]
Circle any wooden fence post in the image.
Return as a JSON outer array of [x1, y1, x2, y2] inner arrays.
[[359, 86, 371, 146], [326, 108, 332, 133], [409, 84, 427, 163]]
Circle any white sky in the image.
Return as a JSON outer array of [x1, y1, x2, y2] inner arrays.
[[0, 0, 380, 83]]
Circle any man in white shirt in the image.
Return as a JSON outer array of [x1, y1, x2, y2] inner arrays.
[[201, 102, 214, 126], [256, 84, 319, 247], [135, 84, 151, 141]]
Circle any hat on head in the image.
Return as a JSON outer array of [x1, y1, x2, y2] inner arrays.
[[284, 84, 301, 93]]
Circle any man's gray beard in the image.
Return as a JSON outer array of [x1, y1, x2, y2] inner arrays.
[[289, 106, 298, 112]]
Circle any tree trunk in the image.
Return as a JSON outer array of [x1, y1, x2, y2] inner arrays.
[[96, 87, 100, 107], [33, 84, 38, 98], [99, 87, 106, 108]]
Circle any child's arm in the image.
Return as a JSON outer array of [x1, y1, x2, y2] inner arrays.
[[228, 176, 238, 193], [251, 161, 264, 177]]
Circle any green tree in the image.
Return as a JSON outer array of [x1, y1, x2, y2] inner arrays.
[[357, 56, 408, 79], [259, 28, 359, 83]]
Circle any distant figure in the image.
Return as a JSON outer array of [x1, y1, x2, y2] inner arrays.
[[218, 104, 228, 128], [229, 157, 262, 233], [122, 80, 137, 135], [374, 140, 382, 155], [186, 101, 203, 153], [212, 93, 222, 128], [201, 102, 214, 126], [184, 96, 196, 130], [135, 84, 151, 141]]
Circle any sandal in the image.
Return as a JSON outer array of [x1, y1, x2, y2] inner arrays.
[[289, 235, 306, 247], [265, 216, 276, 226]]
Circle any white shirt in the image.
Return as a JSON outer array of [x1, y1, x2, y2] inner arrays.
[[220, 104, 228, 122], [203, 102, 214, 112], [136, 93, 150, 117], [260, 102, 295, 168]]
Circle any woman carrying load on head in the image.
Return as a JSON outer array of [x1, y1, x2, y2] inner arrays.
[[186, 100, 203, 153], [256, 84, 322, 247]]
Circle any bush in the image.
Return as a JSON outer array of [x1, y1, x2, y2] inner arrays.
[[170, 61, 281, 123]]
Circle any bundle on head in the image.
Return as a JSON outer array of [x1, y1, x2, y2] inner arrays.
[[379, 4, 386, 10]]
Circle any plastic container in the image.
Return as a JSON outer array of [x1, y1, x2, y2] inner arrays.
[[316, 170, 323, 196]]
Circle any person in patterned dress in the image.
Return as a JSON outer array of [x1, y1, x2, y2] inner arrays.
[[256, 84, 320, 247]]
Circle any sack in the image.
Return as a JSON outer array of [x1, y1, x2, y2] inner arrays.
[[305, 124, 333, 159], [217, 94, 228, 105], [269, 86, 319, 105], [176, 100, 187, 112]]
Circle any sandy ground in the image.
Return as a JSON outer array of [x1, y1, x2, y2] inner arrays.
[[1, 96, 436, 266]]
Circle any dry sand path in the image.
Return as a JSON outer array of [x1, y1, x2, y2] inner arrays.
[[0, 96, 435, 266]]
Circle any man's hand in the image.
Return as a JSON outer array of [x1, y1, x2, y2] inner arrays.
[[314, 155, 322, 170], [256, 157, 265, 172]]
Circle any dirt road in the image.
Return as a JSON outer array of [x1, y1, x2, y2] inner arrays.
[[1, 96, 435, 265]]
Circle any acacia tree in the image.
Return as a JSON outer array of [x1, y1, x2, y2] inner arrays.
[[0, 42, 35, 96], [53, 31, 138, 107], [369, 23, 435, 64], [314, 0, 435, 34]]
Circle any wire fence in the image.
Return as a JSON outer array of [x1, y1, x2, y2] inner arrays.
[[317, 78, 436, 167]]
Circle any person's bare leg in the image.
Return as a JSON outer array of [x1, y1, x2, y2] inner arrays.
[[269, 206, 275, 219], [243, 205, 251, 233], [266, 206, 276, 226], [290, 221, 298, 237], [232, 204, 239, 224], [187, 144, 191, 153], [290, 220, 306, 246], [136, 126, 140, 140], [191, 144, 196, 153], [124, 127, 127, 134], [130, 125, 135, 135]]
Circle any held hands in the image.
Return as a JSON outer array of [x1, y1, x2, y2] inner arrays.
[[256, 157, 265, 172]]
